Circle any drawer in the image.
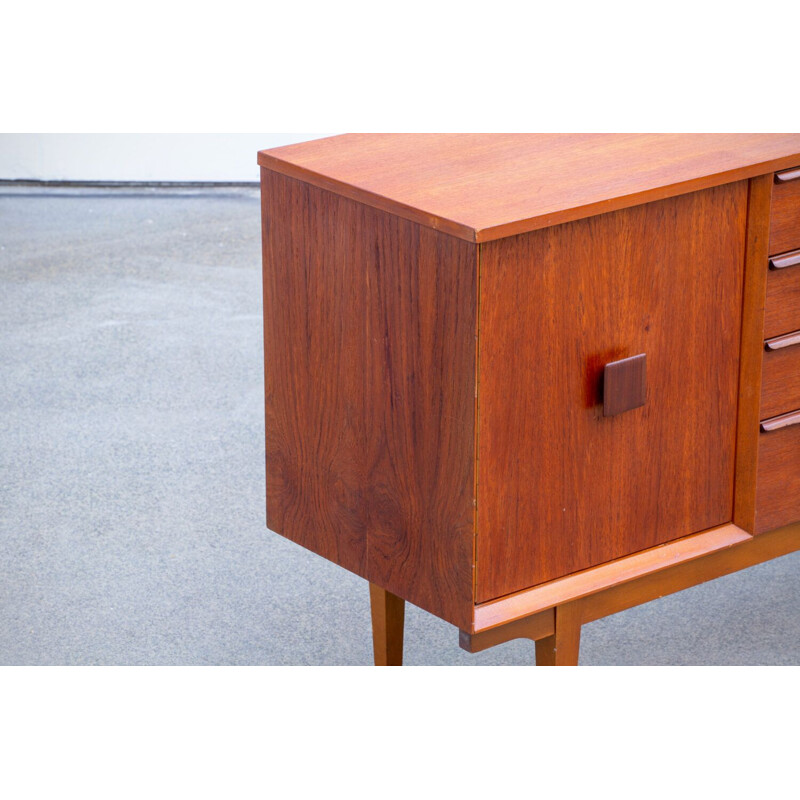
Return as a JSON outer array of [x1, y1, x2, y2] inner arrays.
[[765, 248, 800, 339], [756, 409, 800, 533], [761, 330, 800, 418], [769, 167, 800, 255]]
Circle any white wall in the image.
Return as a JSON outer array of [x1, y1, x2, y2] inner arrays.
[[0, 134, 336, 182]]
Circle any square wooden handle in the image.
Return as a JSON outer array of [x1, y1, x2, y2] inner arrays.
[[603, 354, 647, 417]]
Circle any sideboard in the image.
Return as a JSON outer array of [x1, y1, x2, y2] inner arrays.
[[258, 134, 800, 665]]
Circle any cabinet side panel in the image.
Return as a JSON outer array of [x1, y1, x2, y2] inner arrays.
[[261, 168, 477, 628], [476, 183, 748, 602], [262, 168, 368, 575]]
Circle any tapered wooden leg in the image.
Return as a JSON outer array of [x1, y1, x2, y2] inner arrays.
[[369, 583, 405, 666], [535, 602, 582, 666]]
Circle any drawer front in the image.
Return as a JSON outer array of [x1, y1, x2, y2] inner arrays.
[[756, 413, 800, 533], [761, 330, 800, 418], [770, 168, 800, 255], [765, 252, 800, 339]]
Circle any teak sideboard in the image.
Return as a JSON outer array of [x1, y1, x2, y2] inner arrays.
[[258, 134, 800, 666]]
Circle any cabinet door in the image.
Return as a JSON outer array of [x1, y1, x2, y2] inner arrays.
[[476, 182, 747, 602]]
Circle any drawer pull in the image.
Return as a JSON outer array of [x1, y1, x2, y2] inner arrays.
[[769, 248, 800, 270], [603, 353, 646, 417], [761, 409, 800, 432], [775, 167, 800, 184], [765, 330, 800, 351]]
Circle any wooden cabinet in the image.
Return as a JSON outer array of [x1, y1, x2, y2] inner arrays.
[[259, 134, 800, 664]]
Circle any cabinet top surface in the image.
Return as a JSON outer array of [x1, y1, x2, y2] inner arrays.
[[258, 133, 800, 242]]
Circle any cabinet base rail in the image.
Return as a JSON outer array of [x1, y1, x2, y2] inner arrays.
[[369, 522, 800, 666]]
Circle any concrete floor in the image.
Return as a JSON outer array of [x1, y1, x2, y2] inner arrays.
[[0, 185, 798, 665]]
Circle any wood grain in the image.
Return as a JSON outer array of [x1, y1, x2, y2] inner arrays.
[[756, 424, 800, 532], [770, 173, 800, 255], [258, 134, 800, 243], [733, 174, 772, 532], [765, 259, 800, 338], [476, 183, 748, 602], [370, 584, 405, 666], [761, 339, 800, 419], [472, 524, 751, 633], [261, 168, 478, 629]]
